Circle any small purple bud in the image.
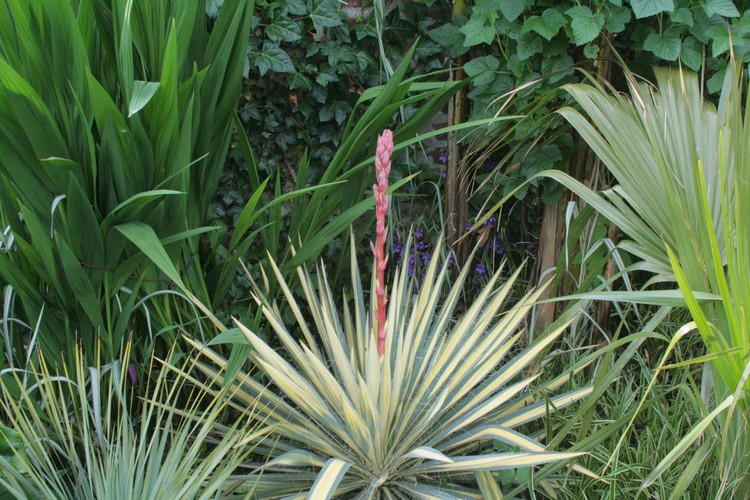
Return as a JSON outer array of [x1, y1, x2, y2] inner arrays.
[[128, 365, 138, 385]]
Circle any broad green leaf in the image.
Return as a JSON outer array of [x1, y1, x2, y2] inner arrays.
[[115, 222, 186, 290], [266, 19, 302, 42], [308, 0, 342, 37], [128, 80, 160, 117], [630, 0, 675, 19], [701, 0, 740, 18], [605, 5, 632, 33], [255, 42, 295, 76], [566, 6, 605, 45], [706, 24, 731, 56], [428, 24, 469, 57], [512, 31, 543, 59], [497, 0, 526, 22], [463, 55, 500, 86], [523, 9, 566, 41], [207, 328, 252, 346], [55, 236, 104, 330], [460, 17, 497, 47], [680, 36, 703, 70], [670, 7, 694, 26], [644, 31, 681, 60]]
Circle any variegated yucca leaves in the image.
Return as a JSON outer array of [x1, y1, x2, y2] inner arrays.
[[544, 63, 750, 493], [0, 343, 257, 499], [182, 239, 594, 498]]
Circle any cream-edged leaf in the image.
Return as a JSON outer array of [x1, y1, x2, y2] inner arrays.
[[308, 458, 352, 499], [404, 446, 455, 463]]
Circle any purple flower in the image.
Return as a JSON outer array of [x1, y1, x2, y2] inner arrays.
[[420, 251, 431, 265], [473, 262, 487, 284], [438, 151, 448, 164], [408, 254, 416, 278], [446, 253, 454, 269], [492, 234, 504, 255], [485, 158, 497, 171], [415, 229, 424, 240], [441, 169, 447, 179], [482, 215, 497, 227]]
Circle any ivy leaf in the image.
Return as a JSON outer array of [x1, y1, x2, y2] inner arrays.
[[701, 0, 740, 18], [680, 36, 704, 70], [670, 7, 694, 26], [566, 6, 605, 46], [630, 0, 674, 19], [315, 71, 338, 87], [319, 100, 352, 125], [288, 72, 312, 90], [460, 16, 497, 47], [606, 6, 632, 33], [498, 0, 527, 22], [266, 19, 303, 43], [464, 55, 500, 85], [356, 22, 378, 40], [523, 9, 566, 41], [643, 31, 681, 60], [286, 0, 308, 15], [255, 42, 296, 75], [308, 0, 342, 37], [429, 23, 470, 56]]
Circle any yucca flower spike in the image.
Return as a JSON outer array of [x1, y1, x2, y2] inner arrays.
[[371, 129, 393, 357]]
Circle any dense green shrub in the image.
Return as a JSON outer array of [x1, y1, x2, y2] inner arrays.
[[0, 0, 251, 362]]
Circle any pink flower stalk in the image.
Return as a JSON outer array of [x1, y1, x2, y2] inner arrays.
[[370, 129, 393, 357]]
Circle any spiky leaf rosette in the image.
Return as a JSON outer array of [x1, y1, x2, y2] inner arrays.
[[185, 238, 593, 498]]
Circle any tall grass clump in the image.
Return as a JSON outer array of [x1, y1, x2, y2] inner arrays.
[[0, 0, 251, 362], [543, 61, 750, 493], [0, 342, 257, 499]]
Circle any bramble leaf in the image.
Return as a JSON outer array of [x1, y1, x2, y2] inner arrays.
[[644, 31, 681, 60], [566, 6, 605, 46], [523, 9, 566, 41], [630, 0, 674, 19], [460, 17, 497, 47], [464, 55, 500, 86], [701, 0, 740, 18]]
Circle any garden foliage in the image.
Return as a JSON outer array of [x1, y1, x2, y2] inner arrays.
[[0, 0, 252, 362], [181, 237, 593, 497]]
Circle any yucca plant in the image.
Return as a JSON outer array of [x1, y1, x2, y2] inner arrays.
[[0, 341, 258, 499], [538, 62, 750, 493], [0, 0, 252, 362], [180, 231, 594, 498]]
